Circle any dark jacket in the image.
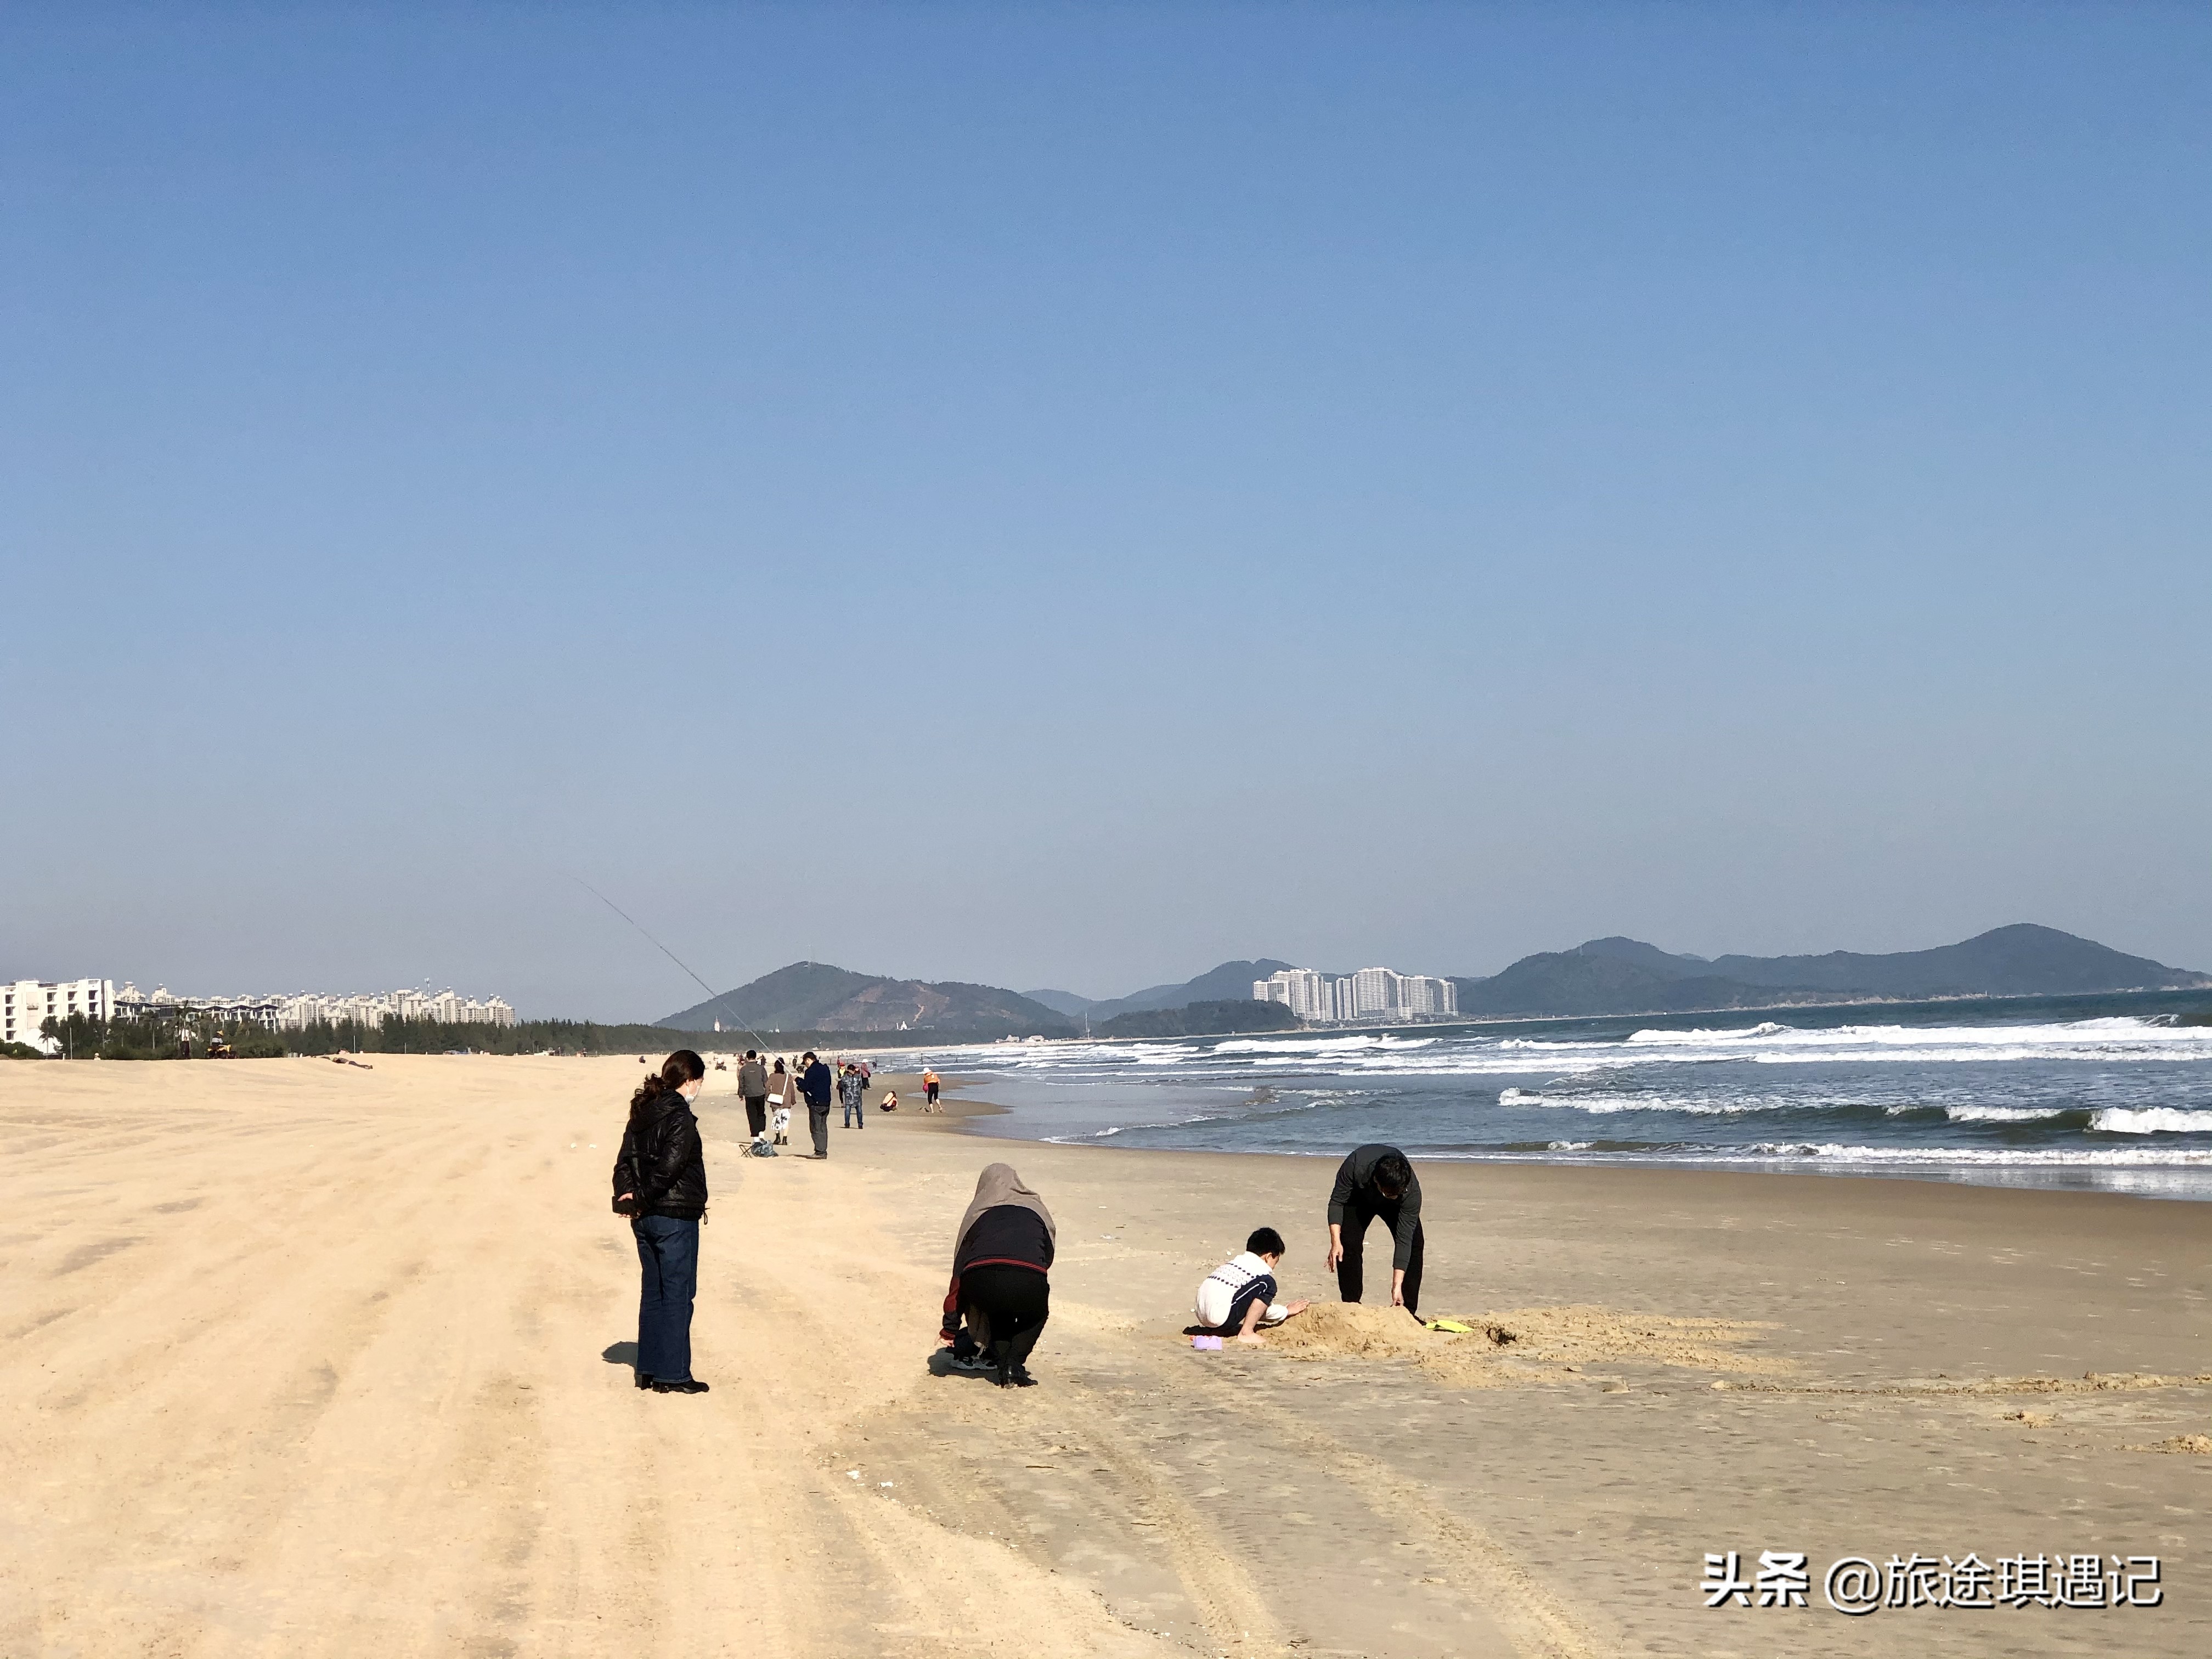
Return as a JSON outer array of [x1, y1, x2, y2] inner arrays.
[[942, 1204, 1054, 1337], [736, 1058, 768, 1097], [613, 1088, 708, 1220], [800, 1059, 833, 1108], [1327, 1142, 1422, 1271]]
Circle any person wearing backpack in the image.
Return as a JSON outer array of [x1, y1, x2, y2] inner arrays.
[[612, 1049, 711, 1394]]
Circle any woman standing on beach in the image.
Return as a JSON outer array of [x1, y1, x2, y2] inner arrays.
[[939, 1163, 1054, 1387], [612, 1049, 710, 1395], [768, 1056, 793, 1146]]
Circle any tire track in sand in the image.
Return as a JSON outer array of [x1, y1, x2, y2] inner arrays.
[[1179, 1362, 1599, 1659], [1033, 1376, 1288, 1654]]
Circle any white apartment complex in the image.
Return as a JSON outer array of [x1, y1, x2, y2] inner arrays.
[[111, 983, 516, 1031], [2, 978, 115, 1047], [1252, 966, 1457, 1024], [273, 988, 517, 1030], [4, 977, 516, 1047]]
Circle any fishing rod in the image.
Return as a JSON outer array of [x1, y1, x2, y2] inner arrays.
[[573, 877, 770, 1052]]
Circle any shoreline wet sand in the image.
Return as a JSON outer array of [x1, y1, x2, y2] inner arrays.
[[4, 1054, 2208, 1655]]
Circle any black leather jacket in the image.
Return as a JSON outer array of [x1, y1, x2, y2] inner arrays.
[[613, 1088, 708, 1220]]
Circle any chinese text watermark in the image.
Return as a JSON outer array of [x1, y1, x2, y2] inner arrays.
[[1700, 1550, 2162, 1614]]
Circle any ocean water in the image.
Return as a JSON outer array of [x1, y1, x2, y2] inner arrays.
[[879, 989, 2212, 1201]]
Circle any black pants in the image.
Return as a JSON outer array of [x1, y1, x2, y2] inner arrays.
[[958, 1265, 1050, 1374], [1336, 1196, 1423, 1315], [808, 1105, 830, 1155], [743, 1096, 767, 1136]]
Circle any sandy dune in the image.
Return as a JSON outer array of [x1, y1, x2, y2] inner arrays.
[[4, 1054, 2208, 1656]]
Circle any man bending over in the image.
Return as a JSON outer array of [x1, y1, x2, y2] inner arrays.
[[1324, 1144, 1424, 1314]]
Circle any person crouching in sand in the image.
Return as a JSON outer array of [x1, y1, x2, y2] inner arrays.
[[1194, 1227, 1310, 1346], [939, 1163, 1054, 1387], [612, 1049, 711, 1394]]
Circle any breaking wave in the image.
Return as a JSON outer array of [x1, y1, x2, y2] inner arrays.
[[2089, 1107, 2212, 1135]]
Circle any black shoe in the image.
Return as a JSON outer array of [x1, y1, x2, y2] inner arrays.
[[635, 1372, 653, 1390], [1009, 1365, 1037, 1387], [650, 1377, 709, 1395]]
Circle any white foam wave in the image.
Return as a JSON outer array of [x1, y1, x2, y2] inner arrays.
[[1626, 1015, 2212, 1057], [1506, 1090, 1884, 1116], [1236, 1052, 1633, 1077], [2089, 1107, 2212, 1135], [1210, 1034, 1437, 1056], [1944, 1104, 2067, 1123], [1739, 1143, 2212, 1166]]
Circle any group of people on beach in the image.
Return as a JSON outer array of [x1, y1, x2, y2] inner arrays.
[[611, 1048, 1425, 1393], [719, 1048, 894, 1156]]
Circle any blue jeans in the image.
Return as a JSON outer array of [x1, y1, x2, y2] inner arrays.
[[632, 1215, 698, 1382], [842, 1096, 865, 1127]]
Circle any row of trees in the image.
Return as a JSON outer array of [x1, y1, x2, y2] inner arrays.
[[20, 1014, 722, 1060], [32, 1013, 286, 1060]]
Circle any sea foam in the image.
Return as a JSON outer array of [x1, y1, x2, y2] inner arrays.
[[2089, 1107, 2212, 1135]]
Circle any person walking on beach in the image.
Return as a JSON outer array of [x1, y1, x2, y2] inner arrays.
[[939, 1163, 1054, 1386], [799, 1051, 834, 1157], [839, 1062, 870, 1129], [736, 1049, 769, 1141], [768, 1056, 793, 1146], [1323, 1143, 1424, 1315], [922, 1068, 941, 1112], [611, 1049, 711, 1394]]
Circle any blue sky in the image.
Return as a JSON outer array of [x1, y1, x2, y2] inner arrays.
[[4, 3, 2208, 1018]]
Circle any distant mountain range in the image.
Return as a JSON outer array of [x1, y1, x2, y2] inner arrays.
[[1026, 960, 1295, 1023], [661, 962, 1073, 1039], [1449, 924, 2209, 1018], [663, 926, 2208, 1039]]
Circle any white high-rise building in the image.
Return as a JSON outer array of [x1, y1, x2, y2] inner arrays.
[[1254, 966, 1456, 1024], [1396, 974, 1457, 1015], [100, 984, 517, 1032], [1254, 968, 1336, 1021], [1350, 967, 1397, 1019], [2, 978, 114, 1047], [271, 989, 516, 1030]]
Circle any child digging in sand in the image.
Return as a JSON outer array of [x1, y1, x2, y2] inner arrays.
[[1194, 1227, 1310, 1346]]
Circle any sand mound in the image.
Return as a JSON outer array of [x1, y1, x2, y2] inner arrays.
[[1256, 1301, 1789, 1386], [2136, 1434, 2212, 1455], [1262, 1302, 1481, 1363]]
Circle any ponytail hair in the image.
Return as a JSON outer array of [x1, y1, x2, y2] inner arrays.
[[630, 1048, 707, 1115]]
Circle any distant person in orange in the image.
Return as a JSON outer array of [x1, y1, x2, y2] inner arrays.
[[923, 1068, 942, 1113]]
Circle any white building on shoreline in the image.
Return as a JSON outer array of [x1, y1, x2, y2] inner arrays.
[[3, 978, 115, 1048], [110, 984, 517, 1031], [272, 988, 517, 1030], [1252, 966, 1457, 1024]]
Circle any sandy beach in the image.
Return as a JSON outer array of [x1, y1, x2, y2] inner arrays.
[[3, 1054, 2208, 1657]]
